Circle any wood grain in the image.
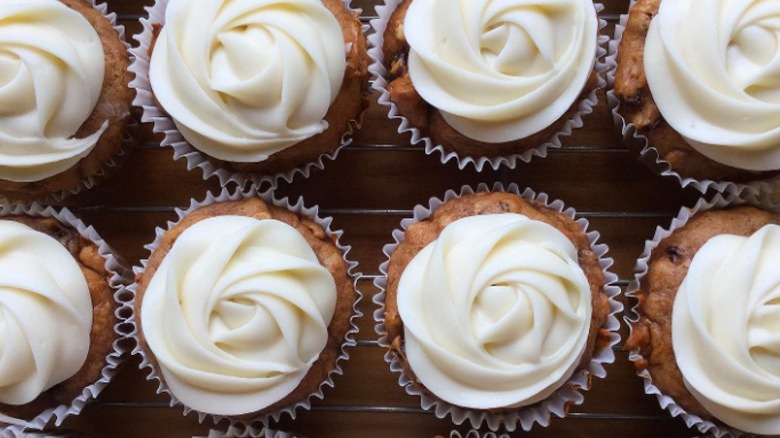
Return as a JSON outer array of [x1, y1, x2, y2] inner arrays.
[[41, 0, 708, 436]]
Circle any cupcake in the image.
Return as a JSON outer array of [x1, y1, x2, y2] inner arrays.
[[370, 0, 604, 170], [0, 209, 124, 433], [132, 0, 370, 185], [132, 190, 359, 421], [0, 0, 132, 201], [626, 196, 780, 436], [611, 0, 780, 186], [376, 185, 620, 431]]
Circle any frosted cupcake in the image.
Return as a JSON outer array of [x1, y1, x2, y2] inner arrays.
[[610, 0, 780, 189], [371, 0, 604, 170], [0, 210, 124, 434], [377, 186, 621, 431], [133, 0, 370, 184], [132, 192, 359, 421], [627, 194, 780, 436], [0, 0, 132, 201]]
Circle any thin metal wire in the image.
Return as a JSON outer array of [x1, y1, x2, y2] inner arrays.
[[133, 142, 635, 152], [115, 13, 624, 23], [319, 209, 675, 218], [91, 402, 668, 421], [67, 205, 675, 218], [69, 205, 176, 213]]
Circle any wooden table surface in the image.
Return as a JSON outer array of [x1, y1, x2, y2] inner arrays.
[[44, 0, 709, 436]]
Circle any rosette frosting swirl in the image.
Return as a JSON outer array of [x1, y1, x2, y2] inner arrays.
[[141, 216, 337, 415], [673, 224, 780, 434], [149, 0, 347, 162], [0, 220, 92, 405], [397, 214, 592, 409], [645, 0, 780, 171], [0, 0, 107, 182], [404, 0, 598, 143]]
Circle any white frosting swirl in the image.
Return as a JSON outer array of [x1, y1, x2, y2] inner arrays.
[[0, 220, 92, 405], [673, 224, 780, 434], [645, 0, 780, 171], [0, 0, 107, 182], [149, 0, 346, 162], [397, 213, 592, 409], [404, 0, 597, 143], [141, 216, 337, 415]]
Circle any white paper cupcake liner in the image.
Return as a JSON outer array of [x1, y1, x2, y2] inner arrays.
[[196, 425, 292, 438], [0, 204, 133, 438], [11, 432, 82, 438], [448, 431, 510, 438], [625, 185, 776, 438], [372, 182, 622, 432], [604, 2, 780, 195], [129, 0, 369, 190], [125, 185, 362, 429], [367, 2, 608, 172], [0, 0, 134, 204]]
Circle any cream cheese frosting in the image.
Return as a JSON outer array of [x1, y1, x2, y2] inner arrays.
[[403, 0, 598, 143], [0, 0, 107, 182], [673, 224, 780, 434], [149, 0, 347, 163], [0, 220, 92, 405], [141, 215, 337, 415], [644, 0, 780, 171], [397, 213, 592, 409]]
